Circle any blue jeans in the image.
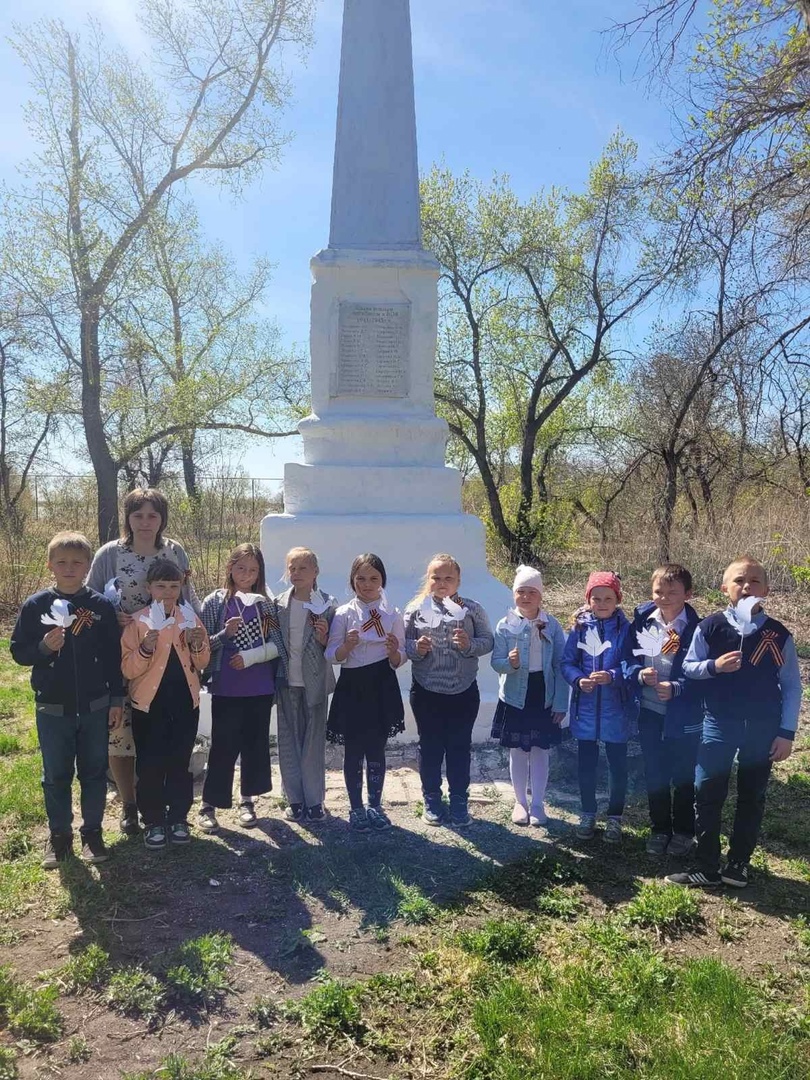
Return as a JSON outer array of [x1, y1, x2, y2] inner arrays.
[[695, 714, 778, 873], [36, 707, 110, 834], [637, 711, 699, 836], [577, 739, 628, 817]]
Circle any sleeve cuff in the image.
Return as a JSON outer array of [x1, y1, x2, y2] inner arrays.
[[38, 640, 54, 657], [777, 727, 795, 741], [707, 659, 717, 677]]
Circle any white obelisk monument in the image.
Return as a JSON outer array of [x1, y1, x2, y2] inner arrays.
[[261, 0, 512, 737]]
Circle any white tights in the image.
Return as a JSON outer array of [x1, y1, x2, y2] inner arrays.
[[509, 747, 550, 815]]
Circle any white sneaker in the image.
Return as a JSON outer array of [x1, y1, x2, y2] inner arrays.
[[529, 808, 548, 827], [511, 803, 529, 825]]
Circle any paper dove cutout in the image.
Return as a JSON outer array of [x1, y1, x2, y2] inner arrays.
[[41, 598, 76, 628], [577, 626, 611, 659], [303, 590, 331, 617], [103, 578, 122, 607], [177, 601, 198, 631], [419, 597, 445, 630], [728, 595, 762, 639], [633, 625, 665, 658], [441, 596, 469, 622], [139, 601, 176, 632], [504, 608, 525, 634], [235, 591, 265, 609]]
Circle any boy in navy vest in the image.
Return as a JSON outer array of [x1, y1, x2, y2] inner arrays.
[[667, 557, 801, 889], [625, 564, 703, 857]]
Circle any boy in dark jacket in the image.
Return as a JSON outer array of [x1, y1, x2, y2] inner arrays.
[[11, 532, 124, 868], [624, 564, 702, 857], [668, 557, 801, 889]]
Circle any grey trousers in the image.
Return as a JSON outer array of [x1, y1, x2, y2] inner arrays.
[[276, 686, 327, 807]]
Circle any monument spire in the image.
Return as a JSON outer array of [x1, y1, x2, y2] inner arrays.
[[329, 0, 422, 251]]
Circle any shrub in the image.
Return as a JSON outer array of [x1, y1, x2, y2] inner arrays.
[[458, 919, 538, 964], [164, 932, 233, 1006], [623, 881, 703, 936], [105, 967, 165, 1022]]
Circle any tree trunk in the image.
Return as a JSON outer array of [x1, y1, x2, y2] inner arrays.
[[657, 452, 678, 564], [181, 436, 199, 501], [81, 309, 120, 542]]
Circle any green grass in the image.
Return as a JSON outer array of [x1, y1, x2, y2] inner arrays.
[[392, 878, 439, 925], [247, 995, 279, 1028], [0, 733, 21, 755], [535, 884, 586, 920], [468, 949, 809, 1078], [66, 1035, 91, 1064], [0, 965, 62, 1043], [458, 918, 538, 964], [121, 1039, 251, 1080], [623, 881, 703, 937], [55, 943, 111, 993]]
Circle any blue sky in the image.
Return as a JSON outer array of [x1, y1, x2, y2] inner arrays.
[[0, 0, 679, 479]]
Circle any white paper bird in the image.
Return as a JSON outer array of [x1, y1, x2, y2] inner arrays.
[[139, 601, 176, 632], [504, 608, 525, 635], [303, 590, 331, 617], [441, 596, 469, 623], [235, 591, 265, 609], [633, 625, 665, 658], [577, 626, 611, 660], [419, 597, 445, 630], [177, 601, 198, 631], [103, 578, 122, 607], [728, 595, 761, 639], [40, 598, 76, 628]]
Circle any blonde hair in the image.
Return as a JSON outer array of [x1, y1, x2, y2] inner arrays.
[[722, 556, 769, 587], [284, 547, 319, 587], [47, 531, 93, 562], [410, 553, 461, 607]]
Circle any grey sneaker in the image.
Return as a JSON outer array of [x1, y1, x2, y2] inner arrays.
[[667, 833, 696, 858], [366, 806, 392, 831], [575, 813, 596, 840], [144, 824, 167, 850], [450, 806, 472, 828], [423, 805, 444, 826], [238, 802, 258, 828], [604, 817, 623, 845], [646, 832, 670, 856], [198, 806, 219, 833]]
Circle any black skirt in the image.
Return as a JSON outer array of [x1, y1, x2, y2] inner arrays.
[[327, 658, 406, 745], [491, 671, 561, 751]]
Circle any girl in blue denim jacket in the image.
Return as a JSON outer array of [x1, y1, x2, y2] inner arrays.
[[491, 566, 568, 827]]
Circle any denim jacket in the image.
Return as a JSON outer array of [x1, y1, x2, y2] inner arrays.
[[491, 611, 569, 713]]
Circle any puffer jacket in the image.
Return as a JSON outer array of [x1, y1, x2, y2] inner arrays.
[[561, 608, 632, 743]]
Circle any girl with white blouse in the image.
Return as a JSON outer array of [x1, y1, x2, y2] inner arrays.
[[325, 553, 406, 831]]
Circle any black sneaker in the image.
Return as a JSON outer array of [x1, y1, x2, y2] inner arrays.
[[284, 803, 304, 822], [144, 824, 167, 850], [306, 804, 326, 823], [80, 828, 110, 864], [449, 805, 472, 828], [366, 806, 392, 831], [120, 802, 140, 836], [423, 804, 444, 826], [41, 831, 73, 870], [721, 861, 749, 888], [665, 868, 722, 887], [349, 807, 370, 832], [169, 821, 191, 844]]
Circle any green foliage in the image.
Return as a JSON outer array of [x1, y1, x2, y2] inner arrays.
[[458, 919, 538, 964], [623, 881, 703, 936], [391, 879, 439, 925], [164, 932, 233, 1006], [290, 977, 364, 1042], [121, 1039, 250, 1080], [0, 1048, 17, 1080], [247, 995, 278, 1028], [105, 967, 165, 1022], [57, 944, 111, 993], [535, 885, 585, 921], [0, 966, 62, 1043], [0, 734, 21, 755], [0, 830, 33, 861], [66, 1036, 91, 1064]]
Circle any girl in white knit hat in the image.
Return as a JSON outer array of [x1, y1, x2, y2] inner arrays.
[[491, 565, 569, 826]]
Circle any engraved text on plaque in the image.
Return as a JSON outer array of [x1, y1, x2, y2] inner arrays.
[[336, 302, 410, 397]]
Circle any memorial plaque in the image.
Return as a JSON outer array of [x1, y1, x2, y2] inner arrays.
[[336, 302, 410, 397]]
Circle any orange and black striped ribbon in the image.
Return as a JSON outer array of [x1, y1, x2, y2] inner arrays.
[[749, 630, 784, 667], [661, 629, 680, 655], [71, 609, 95, 636], [361, 609, 386, 638]]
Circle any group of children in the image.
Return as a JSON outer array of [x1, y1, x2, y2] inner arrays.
[[10, 498, 801, 891]]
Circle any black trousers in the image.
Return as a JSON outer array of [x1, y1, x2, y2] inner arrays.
[[202, 694, 273, 808], [343, 728, 388, 811], [637, 710, 699, 836], [411, 681, 479, 810], [132, 689, 198, 828]]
